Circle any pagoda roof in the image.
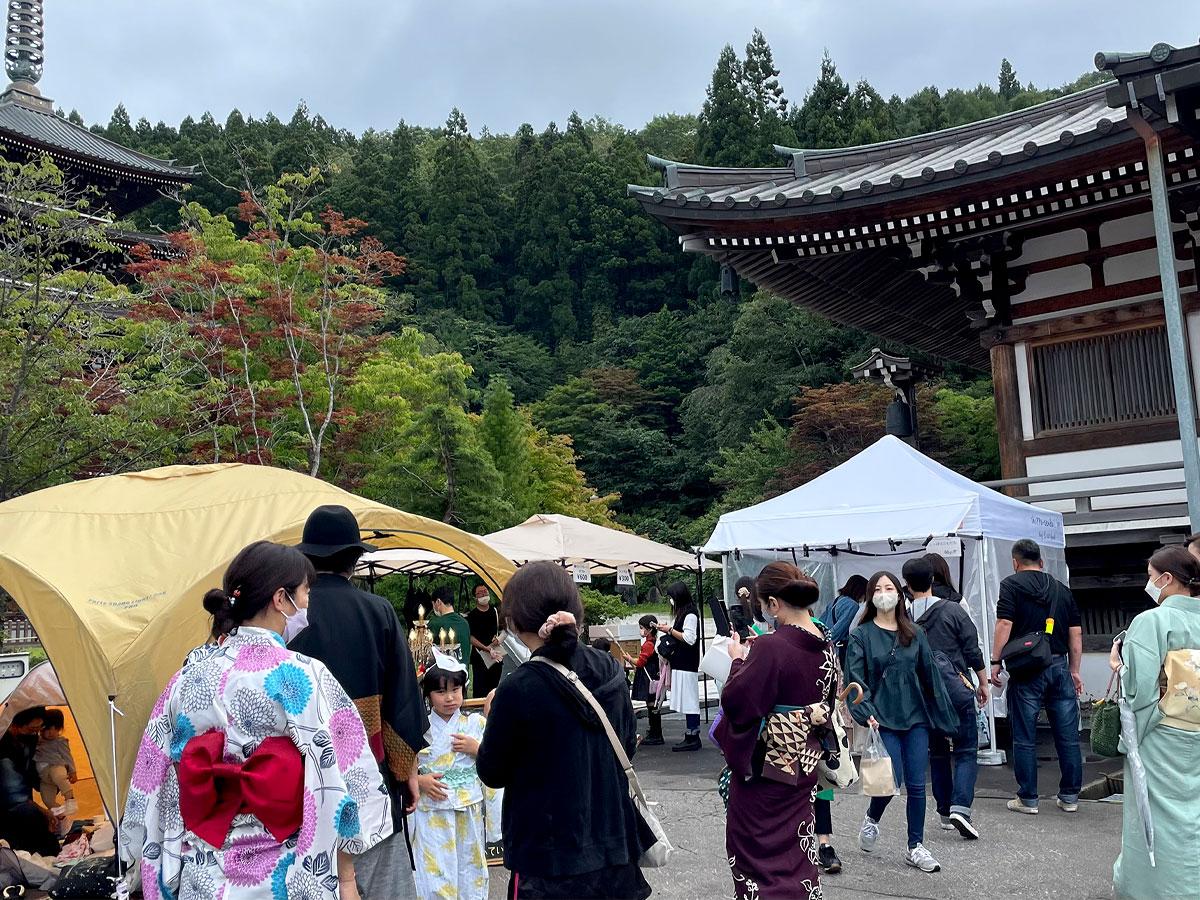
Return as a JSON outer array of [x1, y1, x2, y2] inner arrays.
[[0, 91, 195, 185], [630, 83, 1133, 219]]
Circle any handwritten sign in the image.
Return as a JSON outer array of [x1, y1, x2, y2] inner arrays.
[[616, 565, 635, 586], [927, 536, 961, 558], [572, 563, 592, 584]]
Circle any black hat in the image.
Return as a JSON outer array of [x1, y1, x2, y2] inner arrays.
[[294, 505, 378, 557]]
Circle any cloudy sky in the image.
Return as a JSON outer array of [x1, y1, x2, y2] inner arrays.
[[41, 1, 1189, 135]]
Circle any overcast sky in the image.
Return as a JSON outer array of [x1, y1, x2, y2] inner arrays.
[[40, 1, 1190, 136]]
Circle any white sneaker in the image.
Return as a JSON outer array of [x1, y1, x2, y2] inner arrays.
[[938, 815, 955, 830], [1007, 798, 1038, 815], [1056, 798, 1078, 813], [858, 816, 880, 853], [905, 842, 941, 872]]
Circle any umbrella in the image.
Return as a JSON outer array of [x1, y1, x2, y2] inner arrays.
[[1118, 671, 1155, 867]]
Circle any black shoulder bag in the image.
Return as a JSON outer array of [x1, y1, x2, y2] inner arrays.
[[1000, 589, 1060, 682]]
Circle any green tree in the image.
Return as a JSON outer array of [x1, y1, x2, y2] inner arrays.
[[999, 58, 1020, 101], [792, 52, 851, 148], [695, 45, 757, 166], [0, 157, 196, 499]]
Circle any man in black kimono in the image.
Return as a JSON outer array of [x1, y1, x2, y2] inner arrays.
[[291, 505, 428, 900]]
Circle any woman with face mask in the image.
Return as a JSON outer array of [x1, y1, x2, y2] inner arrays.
[[715, 562, 836, 899], [844, 571, 957, 875], [120, 541, 391, 900], [1110, 545, 1200, 898]]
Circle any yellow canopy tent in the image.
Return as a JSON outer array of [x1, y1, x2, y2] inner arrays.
[[0, 463, 515, 822]]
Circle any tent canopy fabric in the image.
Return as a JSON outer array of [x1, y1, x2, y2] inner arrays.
[[360, 513, 712, 578], [0, 463, 516, 821], [487, 514, 713, 572], [703, 436, 1065, 553]]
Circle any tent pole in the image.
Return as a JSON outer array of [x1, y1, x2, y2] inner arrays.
[[977, 540, 1004, 765], [697, 553, 709, 724], [109, 695, 125, 872]]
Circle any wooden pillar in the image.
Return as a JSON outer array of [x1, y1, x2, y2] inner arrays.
[[990, 342, 1028, 497]]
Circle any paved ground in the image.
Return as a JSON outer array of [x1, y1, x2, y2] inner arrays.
[[490, 713, 1125, 899]]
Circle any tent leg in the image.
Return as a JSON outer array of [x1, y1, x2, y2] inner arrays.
[[109, 695, 125, 873], [977, 541, 1005, 766], [697, 554, 709, 724]]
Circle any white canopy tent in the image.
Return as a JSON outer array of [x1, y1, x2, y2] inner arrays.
[[360, 514, 715, 579], [703, 436, 1067, 763]]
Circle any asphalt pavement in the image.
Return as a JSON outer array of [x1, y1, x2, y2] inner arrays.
[[489, 713, 1126, 900]]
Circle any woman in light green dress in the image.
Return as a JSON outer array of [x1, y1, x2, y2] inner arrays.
[[1112, 545, 1200, 899]]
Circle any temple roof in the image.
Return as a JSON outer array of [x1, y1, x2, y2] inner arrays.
[[629, 84, 1132, 218], [0, 92, 194, 184]]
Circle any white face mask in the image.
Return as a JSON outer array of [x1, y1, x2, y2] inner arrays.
[[1145, 574, 1168, 605], [282, 592, 309, 642], [476, 594, 491, 607], [874, 592, 900, 613]]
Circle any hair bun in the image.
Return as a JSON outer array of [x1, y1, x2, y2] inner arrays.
[[202, 588, 232, 615]]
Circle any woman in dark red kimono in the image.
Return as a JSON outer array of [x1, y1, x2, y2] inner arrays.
[[715, 562, 836, 900]]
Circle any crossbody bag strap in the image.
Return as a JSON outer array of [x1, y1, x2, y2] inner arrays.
[[529, 656, 649, 803]]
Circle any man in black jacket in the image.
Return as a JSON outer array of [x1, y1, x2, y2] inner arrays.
[[291, 505, 429, 900], [990, 538, 1083, 816], [904, 558, 988, 840]]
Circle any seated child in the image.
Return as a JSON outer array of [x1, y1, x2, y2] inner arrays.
[[413, 648, 489, 900], [34, 708, 77, 829]]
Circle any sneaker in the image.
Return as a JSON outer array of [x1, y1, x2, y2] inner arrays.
[[857, 816, 879, 853], [818, 844, 842, 874], [1056, 798, 1079, 813], [949, 811, 979, 840], [1007, 798, 1038, 815], [938, 815, 955, 830], [904, 842, 941, 873], [63, 798, 78, 815]]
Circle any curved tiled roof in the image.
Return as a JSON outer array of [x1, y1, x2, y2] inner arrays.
[[630, 83, 1131, 214], [0, 97, 195, 184]]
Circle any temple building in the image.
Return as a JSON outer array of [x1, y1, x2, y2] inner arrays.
[[633, 42, 1200, 650], [0, 0, 194, 264]]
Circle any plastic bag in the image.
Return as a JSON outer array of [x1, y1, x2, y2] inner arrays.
[[859, 724, 898, 797]]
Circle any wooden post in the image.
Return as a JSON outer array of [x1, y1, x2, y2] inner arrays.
[[990, 343, 1027, 497]]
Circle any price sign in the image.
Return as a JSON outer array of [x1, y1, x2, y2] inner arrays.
[[616, 566, 635, 586], [927, 536, 962, 558], [572, 563, 592, 584]]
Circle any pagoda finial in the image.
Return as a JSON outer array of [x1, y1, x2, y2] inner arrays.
[[5, 0, 44, 87]]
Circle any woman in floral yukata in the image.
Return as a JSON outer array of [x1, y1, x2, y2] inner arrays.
[[120, 541, 392, 900]]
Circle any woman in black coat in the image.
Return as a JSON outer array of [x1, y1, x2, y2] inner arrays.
[[477, 562, 652, 899]]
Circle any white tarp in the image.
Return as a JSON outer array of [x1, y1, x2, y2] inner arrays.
[[703, 436, 1064, 553]]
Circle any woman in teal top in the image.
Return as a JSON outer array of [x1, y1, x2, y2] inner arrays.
[[845, 571, 957, 875], [1112, 545, 1200, 899]]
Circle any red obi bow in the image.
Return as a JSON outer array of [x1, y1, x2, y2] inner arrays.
[[178, 731, 303, 848]]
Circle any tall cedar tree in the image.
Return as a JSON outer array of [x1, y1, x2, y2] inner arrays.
[[999, 59, 1020, 101], [792, 52, 852, 148], [695, 45, 758, 166]]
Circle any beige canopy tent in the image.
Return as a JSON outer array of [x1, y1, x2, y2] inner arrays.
[[360, 513, 713, 578], [0, 463, 516, 821]]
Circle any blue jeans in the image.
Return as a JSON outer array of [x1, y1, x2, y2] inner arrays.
[[1008, 656, 1082, 807], [930, 704, 978, 818], [866, 725, 929, 849]]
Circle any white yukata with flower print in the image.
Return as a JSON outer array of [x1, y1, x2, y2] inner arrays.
[[120, 626, 392, 900], [413, 709, 490, 900]]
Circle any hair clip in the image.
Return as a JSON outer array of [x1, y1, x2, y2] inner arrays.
[[231, 587, 241, 606]]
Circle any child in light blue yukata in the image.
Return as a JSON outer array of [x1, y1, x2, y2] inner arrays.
[[414, 648, 492, 900]]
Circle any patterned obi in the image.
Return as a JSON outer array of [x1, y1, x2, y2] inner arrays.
[[760, 704, 824, 787]]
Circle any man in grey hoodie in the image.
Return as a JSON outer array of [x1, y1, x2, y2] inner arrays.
[[990, 539, 1083, 816]]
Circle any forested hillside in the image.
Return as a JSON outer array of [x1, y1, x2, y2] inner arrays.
[[59, 37, 1105, 545]]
